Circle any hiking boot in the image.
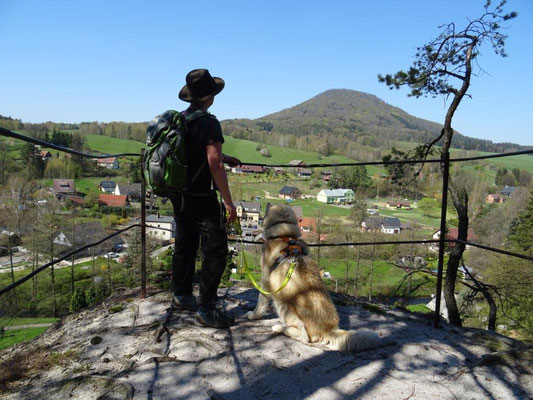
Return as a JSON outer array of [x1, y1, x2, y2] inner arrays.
[[171, 294, 198, 311], [195, 303, 235, 329]]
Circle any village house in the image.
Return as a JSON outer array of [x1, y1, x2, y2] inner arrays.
[[231, 165, 265, 174], [114, 183, 142, 202], [100, 181, 117, 193], [279, 186, 302, 200], [97, 157, 119, 169], [235, 201, 261, 226], [67, 197, 85, 207], [295, 168, 313, 178], [386, 201, 411, 209], [486, 193, 505, 204], [36, 150, 52, 161], [320, 171, 332, 181], [146, 214, 175, 243], [501, 185, 516, 198], [361, 216, 402, 234], [288, 160, 305, 167], [52, 179, 76, 200], [52, 221, 123, 257], [432, 227, 477, 248], [317, 189, 355, 204], [98, 194, 127, 208], [298, 217, 317, 234]]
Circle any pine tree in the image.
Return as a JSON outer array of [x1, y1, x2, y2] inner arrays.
[[508, 191, 533, 253]]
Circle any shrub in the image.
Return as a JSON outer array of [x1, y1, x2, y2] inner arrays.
[[69, 288, 87, 312], [259, 148, 271, 157], [85, 287, 96, 305]]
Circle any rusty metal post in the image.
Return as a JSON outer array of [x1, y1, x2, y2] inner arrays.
[[434, 152, 450, 328], [140, 149, 147, 299]]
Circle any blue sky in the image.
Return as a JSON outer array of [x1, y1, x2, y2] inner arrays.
[[1, 0, 532, 145]]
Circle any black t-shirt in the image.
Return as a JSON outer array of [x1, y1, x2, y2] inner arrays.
[[183, 107, 224, 194]]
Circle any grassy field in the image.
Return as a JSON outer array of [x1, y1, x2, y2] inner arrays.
[[236, 250, 437, 298], [83, 134, 145, 154], [0, 317, 59, 326], [0, 257, 129, 317], [465, 151, 533, 175], [0, 327, 49, 350], [223, 136, 385, 176]]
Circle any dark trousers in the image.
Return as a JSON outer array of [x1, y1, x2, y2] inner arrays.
[[170, 194, 228, 306]]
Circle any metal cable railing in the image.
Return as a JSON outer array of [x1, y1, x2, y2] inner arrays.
[[1, 126, 532, 328]]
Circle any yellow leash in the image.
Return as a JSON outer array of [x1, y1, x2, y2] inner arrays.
[[231, 218, 297, 295]]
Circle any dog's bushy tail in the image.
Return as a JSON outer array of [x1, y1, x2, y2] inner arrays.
[[322, 329, 386, 352]]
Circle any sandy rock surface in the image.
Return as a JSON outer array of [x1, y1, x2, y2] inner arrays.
[[1, 287, 531, 400]]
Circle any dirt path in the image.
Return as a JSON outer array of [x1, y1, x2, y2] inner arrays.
[[3, 323, 54, 331]]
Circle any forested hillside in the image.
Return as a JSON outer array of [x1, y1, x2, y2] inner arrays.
[[221, 89, 528, 162]]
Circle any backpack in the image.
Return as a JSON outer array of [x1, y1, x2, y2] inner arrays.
[[143, 109, 206, 197]]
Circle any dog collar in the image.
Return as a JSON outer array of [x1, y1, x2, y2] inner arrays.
[[277, 236, 303, 258]]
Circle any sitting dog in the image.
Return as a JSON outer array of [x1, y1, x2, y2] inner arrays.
[[246, 204, 385, 352]]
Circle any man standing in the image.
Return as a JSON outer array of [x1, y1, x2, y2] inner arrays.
[[170, 69, 239, 328]]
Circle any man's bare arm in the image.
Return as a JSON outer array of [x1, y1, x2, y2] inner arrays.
[[207, 142, 236, 221]]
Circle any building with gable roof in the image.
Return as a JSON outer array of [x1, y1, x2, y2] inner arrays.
[[98, 194, 127, 208], [146, 214, 175, 242], [100, 181, 117, 193], [235, 201, 261, 225], [361, 216, 403, 234], [114, 183, 142, 202], [317, 189, 355, 204], [279, 186, 302, 200], [97, 157, 119, 169]]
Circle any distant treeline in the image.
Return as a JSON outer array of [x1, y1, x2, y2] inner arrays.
[[2, 110, 529, 159], [0, 115, 147, 143]]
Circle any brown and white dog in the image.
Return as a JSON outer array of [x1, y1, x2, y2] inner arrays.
[[246, 204, 385, 352]]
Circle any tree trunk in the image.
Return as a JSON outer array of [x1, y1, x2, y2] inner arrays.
[[353, 249, 360, 296], [71, 255, 75, 295], [368, 245, 375, 302], [344, 236, 350, 293], [444, 189, 468, 327]]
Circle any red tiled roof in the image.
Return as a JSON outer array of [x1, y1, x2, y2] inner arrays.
[[68, 197, 85, 205], [98, 194, 127, 207], [298, 217, 317, 233], [53, 179, 75, 193], [240, 165, 265, 173], [97, 157, 117, 164], [447, 227, 477, 241]]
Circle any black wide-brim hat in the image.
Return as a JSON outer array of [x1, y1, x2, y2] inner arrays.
[[179, 69, 225, 102]]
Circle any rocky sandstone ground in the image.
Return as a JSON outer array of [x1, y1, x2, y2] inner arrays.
[[1, 287, 532, 399]]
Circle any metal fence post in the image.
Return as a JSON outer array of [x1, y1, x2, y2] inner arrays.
[[140, 149, 147, 299], [434, 151, 450, 328]]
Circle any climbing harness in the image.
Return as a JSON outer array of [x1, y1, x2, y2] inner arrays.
[[230, 218, 300, 295]]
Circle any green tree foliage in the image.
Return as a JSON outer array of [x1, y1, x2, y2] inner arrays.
[[128, 158, 141, 183], [508, 191, 533, 253], [19, 142, 45, 179], [85, 286, 96, 305], [44, 158, 82, 179], [328, 165, 371, 194], [69, 288, 87, 312], [349, 198, 368, 226], [50, 129, 71, 147], [495, 168, 516, 186], [417, 197, 440, 217]]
